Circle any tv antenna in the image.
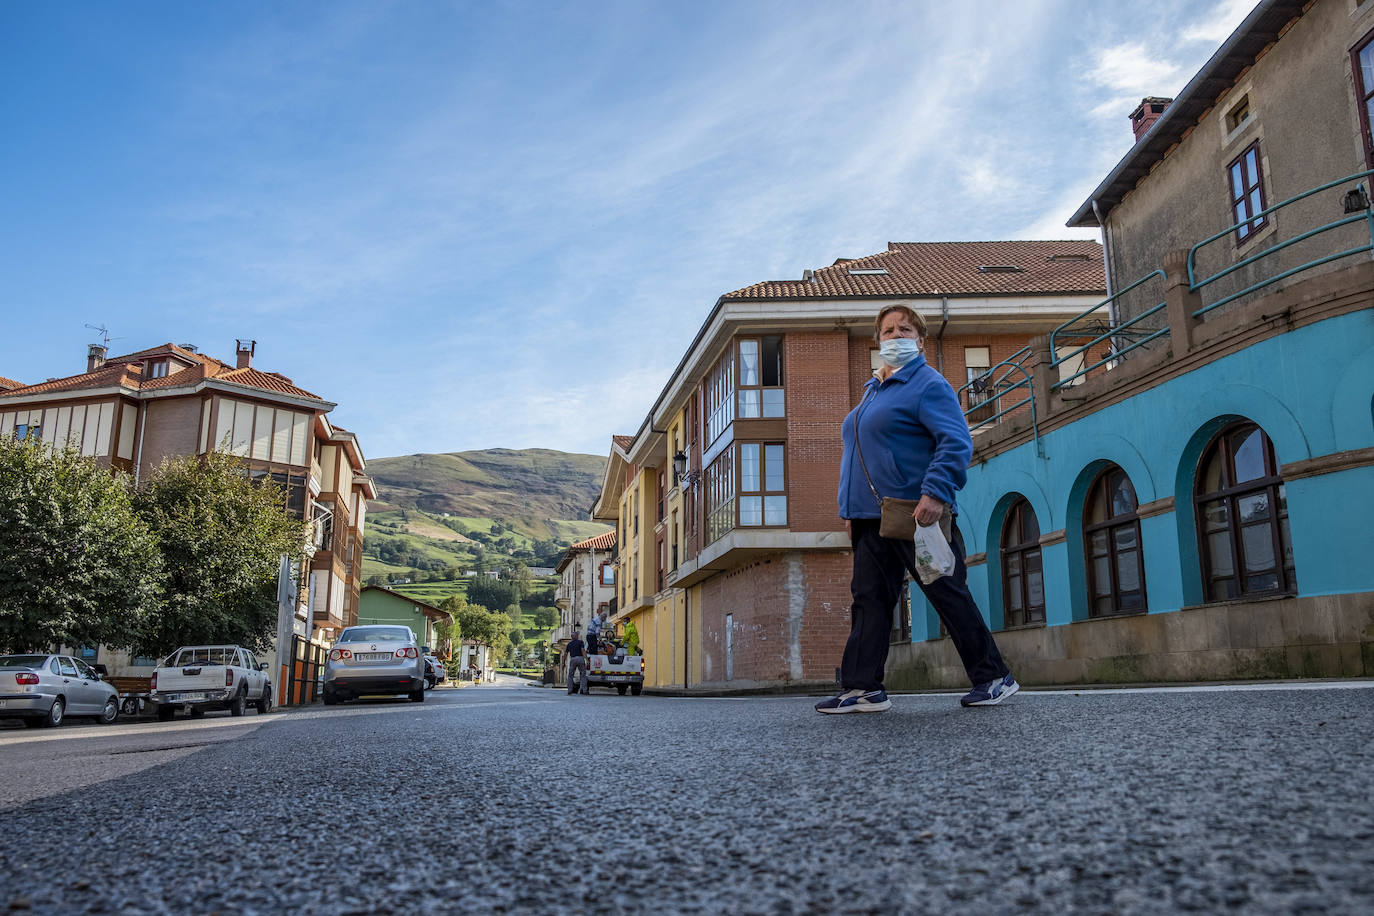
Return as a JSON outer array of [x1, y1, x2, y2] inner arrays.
[[84, 323, 122, 348]]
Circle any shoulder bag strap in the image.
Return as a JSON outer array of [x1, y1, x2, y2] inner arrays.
[[851, 386, 883, 503]]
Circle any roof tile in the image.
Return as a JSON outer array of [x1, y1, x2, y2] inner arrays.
[[723, 240, 1105, 300]]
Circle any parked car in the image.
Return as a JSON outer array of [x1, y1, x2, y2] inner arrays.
[[424, 655, 445, 689], [0, 654, 120, 727], [322, 625, 425, 705], [150, 646, 272, 721]]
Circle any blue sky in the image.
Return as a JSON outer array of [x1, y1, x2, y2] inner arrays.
[[0, 0, 1254, 460]]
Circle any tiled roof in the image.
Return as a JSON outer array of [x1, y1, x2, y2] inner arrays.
[[723, 240, 1105, 300], [0, 343, 323, 402], [0, 362, 144, 398], [570, 530, 616, 551], [0, 376, 24, 390], [611, 435, 633, 452]]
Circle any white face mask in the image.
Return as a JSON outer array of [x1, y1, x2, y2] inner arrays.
[[879, 337, 921, 368]]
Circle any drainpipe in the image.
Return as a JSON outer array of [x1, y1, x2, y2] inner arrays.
[[1092, 199, 1117, 327], [935, 295, 950, 375], [132, 401, 148, 487]]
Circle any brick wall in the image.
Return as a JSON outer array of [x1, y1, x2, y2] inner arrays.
[[783, 331, 850, 533], [695, 550, 852, 688], [139, 395, 203, 479]]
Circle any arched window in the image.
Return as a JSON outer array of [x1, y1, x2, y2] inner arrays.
[[1084, 466, 1146, 616], [1195, 422, 1295, 600], [1002, 498, 1044, 626]]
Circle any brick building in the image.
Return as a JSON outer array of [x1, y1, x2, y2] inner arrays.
[[593, 241, 1106, 691], [0, 339, 375, 677]]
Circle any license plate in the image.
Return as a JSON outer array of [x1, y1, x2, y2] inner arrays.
[[356, 653, 392, 661], [0, 700, 7, 707]]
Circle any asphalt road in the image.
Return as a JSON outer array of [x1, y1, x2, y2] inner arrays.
[[1, 679, 1371, 914]]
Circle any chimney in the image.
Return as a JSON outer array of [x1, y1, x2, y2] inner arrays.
[[1130, 97, 1172, 142], [235, 339, 256, 370], [87, 344, 107, 373]]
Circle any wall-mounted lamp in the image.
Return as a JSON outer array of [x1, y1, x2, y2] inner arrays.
[[672, 450, 699, 488], [1342, 184, 1370, 214]]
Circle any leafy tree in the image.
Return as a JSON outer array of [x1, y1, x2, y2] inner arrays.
[[504, 603, 522, 624], [467, 576, 519, 613], [530, 606, 558, 629], [508, 626, 525, 645], [445, 595, 513, 659], [502, 560, 533, 599], [434, 612, 461, 656], [133, 451, 308, 656], [0, 438, 161, 652]]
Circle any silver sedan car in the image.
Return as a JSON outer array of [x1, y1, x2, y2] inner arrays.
[[321, 625, 425, 705], [0, 654, 120, 727]]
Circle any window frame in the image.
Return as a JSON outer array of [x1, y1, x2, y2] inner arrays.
[[1001, 499, 1045, 627], [1083, 467, 1147, 618], [736, 335, 785, 420], [1226, 140, 1268, 245], [1194, 422, 1295, 601], [1352, 26, 1374, 170], [737, 441, 787, 529]]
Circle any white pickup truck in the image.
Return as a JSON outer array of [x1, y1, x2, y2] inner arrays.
[[586, 644, 646, 696], [150, 645, 273, 721]]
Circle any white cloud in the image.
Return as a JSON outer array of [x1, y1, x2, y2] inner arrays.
[[1181, 0, 1257, 44]]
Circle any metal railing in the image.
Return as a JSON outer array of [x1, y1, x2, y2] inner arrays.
[[1048, 270, 1167, 389], [959, 171, 1372, 448], [1188, 169, 1374, 316], [957, 347, 1043, 454]]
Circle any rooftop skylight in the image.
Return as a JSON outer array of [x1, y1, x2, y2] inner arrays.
[[847, 268, 889, 276]]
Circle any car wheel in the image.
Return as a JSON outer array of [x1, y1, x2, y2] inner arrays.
[[616, 685, 628, 696], [120, 698, 139, 716], [409, 688, 425, 703], [228, 689, 246, 717], [630, 685, 643, 696], [190, 706, 206, 718], [256, 687, 272, 714], [42, 697, 65, 728], [322, 691, 339, 706], [425, 676, 436, 690], [98, 697, 119, 725], [156, 705, 176, 721]]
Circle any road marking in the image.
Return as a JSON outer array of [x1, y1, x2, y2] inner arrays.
[[0, 716, 270, 746]]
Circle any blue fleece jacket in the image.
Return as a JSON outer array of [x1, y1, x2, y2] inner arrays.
[[837, 353, 973, 519]]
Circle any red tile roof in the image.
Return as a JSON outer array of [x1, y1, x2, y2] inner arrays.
[[570, 530, 616, 551], [0, 376, 24, 390], [611, 435, 633, 452], [0, 343, 323, 402], [723, 240, 1105, 300]]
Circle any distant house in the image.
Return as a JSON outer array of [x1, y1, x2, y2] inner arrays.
[[0, 339, 376, 686], [357, 586, 451, 655]]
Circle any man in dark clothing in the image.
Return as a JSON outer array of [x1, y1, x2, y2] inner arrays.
[[565, 630, 588, 695]]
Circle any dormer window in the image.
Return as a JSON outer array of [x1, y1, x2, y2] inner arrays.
[[146, 359, 169, 379]]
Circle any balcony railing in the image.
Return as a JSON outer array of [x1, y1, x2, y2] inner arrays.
[[961, 170, 1374, 448]]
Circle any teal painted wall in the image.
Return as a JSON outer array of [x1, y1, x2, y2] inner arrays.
[[909, 311, 1374, 639]]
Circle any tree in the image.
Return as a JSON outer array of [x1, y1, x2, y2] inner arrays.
[[504, 603, 522, 625], [530, 606, 558, 629], [467, 577, 519, 613], [132, 451, 308, 656], [502, 560, 533, 599], [0, 438, 162, 652]]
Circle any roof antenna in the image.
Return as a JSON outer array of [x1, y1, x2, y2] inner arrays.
[[83, 323, 121, 348]]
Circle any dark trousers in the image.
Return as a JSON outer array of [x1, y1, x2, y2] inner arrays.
[[840, 518, 1009, 692]]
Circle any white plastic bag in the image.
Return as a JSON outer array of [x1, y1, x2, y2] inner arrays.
[[912, 523, 956, 584]]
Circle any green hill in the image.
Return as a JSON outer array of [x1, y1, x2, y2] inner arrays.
[[362, 448, 612, 587]]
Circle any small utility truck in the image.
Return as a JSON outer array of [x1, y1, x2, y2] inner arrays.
[[150, 645, 273, 720], [584, 641, 645, 696]]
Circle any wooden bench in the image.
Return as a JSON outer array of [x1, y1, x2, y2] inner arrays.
[[109, 676, 153, 716]]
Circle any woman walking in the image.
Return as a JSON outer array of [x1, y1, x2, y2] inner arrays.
[[818, 305, 1017, 714]]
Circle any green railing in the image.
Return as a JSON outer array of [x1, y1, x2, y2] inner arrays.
[[1048, 270, 1167, 390], [963, 170, 1372, 443], [1188, 169, 1374, 315], [959, 347, 1043, 454]]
